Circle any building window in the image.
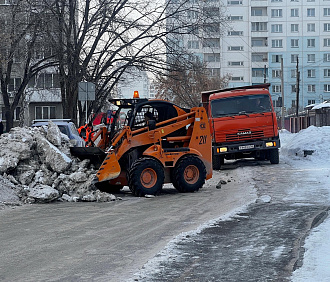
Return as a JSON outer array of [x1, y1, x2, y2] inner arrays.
[[307, 23, 315, 32], [308, 85, 316, 92], [271, 24, 283, 33], [271, 9, 282, 18], [272, 54, 282, 63], [291, 54, 298, 63], [307, 54, 316, 62], [272, 69, 281, 78], [252, 38, 267, 47], [324, 23, 330, 32], [271, 0, 282, 2], [291, 69, 297, 78], [291, 85, 297, 93], [308, 99, 316, 105], [251, 8, 265, 16], [272, 85, 281, 93], [291, 9, 299, 17], [291, 39, 299, 48], [272, 39, 283, 48], [324, 69, 330, 77], [227, 0, 243, 5], [228, 46, 244, 51], [324, 8, 330, 16], [324, 38, 330, 46], [324, 53, 330, 62], [324, 84, 330, 92], [228, 15, 243, 21], [291, 24, 299, 33], [292, 100, 296, 107], [252, 53, 267, 62], [203, 38, 220, 48], [228, 31, 243, 36], [34, 73, 60, 89], [204, 53, 220, 62], [188, 41, 199, 49], [35, 106, 56, 120], [230, 76, 244, 81], [207, 68, 220, 76], [307, 39, 315, 47], [307, 8, 315, 17], [252, 68, 265, 77], [307, 69, 316, 78], [8, 77, 22, 92], [252, 22, 267, 32], [228, 61, 244, 66]]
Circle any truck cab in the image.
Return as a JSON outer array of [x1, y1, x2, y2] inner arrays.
[[202, 84, 280, 169]]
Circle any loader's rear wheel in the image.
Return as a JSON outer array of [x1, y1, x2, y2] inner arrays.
[[128, 158, 164, 197], [172, 156, 206, 193]]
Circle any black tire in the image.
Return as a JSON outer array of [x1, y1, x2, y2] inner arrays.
[[212, 154, 224, 170], [172, 155, 206, 193], [128, 157, 164, 197], [269, 148, 279, 164]]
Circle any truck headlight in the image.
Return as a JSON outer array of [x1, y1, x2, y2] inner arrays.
[[217, 147, 227, 153], [266, 142, 274, 147]]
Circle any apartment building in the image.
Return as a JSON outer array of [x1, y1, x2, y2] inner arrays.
[[166, 0, 330, 112]]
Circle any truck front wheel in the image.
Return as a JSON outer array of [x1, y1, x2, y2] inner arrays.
[[172, 156, 206, 193], [128, 157, 164, 196], [269, 148, 279, 164], [212, 155, 224, 170]]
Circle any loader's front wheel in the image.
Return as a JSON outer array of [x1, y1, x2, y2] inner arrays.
[[172, 156, 206, 193], [128, 158, 164, 197]]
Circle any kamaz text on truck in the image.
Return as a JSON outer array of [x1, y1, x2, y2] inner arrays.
[[202, 84, 280, 169]]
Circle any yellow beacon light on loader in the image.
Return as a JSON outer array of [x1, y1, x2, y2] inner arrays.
[[133, 91, 140, 98]]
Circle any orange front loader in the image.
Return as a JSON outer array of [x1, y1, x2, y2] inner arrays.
[[73, 98, 212, 197]]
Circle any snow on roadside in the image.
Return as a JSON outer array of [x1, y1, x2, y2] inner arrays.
[[279, 127, 330, 282]]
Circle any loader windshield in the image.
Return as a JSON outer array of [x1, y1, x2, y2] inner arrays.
[[211, 94, 272, 118]]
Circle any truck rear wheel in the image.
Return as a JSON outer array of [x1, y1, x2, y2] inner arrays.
[[269, 148, 279, 164], [172, 156, 206, 193], [212, 155, 224, 170], [128, 157, 164, 197]]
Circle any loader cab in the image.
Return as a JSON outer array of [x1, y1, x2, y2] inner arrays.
[[109, 99, 189, 138]]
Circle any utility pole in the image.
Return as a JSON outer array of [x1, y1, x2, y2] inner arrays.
[[296, 58, 300, 131], [263, 65, 267, 83], [280, 58, 284, 129]]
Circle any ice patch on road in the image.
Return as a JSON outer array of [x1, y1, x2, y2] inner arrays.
[[130, 203, 255, 281]]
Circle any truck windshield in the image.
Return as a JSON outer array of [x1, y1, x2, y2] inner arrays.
[[211, 94, 272, 118]]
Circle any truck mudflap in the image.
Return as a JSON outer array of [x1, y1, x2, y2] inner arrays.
[[213, 136, 280, 155]]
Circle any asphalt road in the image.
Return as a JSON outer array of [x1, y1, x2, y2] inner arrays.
[[132, 160, 330, 282], [0, 168, 256, 282]]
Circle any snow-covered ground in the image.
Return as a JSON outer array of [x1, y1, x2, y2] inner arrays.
[[280, 126, 330, 282]]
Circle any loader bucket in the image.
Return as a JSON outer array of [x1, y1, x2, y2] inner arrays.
[[70, 147, 106, 168], [95, 151, 121, 183]]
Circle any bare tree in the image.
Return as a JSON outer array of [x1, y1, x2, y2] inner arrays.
[[155, 61, 230, 108], [0, 0, 58, 131], [42, 0, 227, 125]]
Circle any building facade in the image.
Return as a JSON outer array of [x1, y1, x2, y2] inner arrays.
[[166, 0, 330, 113]]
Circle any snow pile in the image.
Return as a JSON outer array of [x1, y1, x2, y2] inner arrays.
[[279, 126, 330, 164], [0, 122, 116, 207]]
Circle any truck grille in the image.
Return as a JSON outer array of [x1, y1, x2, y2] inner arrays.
[[225, 130, 264, 142]]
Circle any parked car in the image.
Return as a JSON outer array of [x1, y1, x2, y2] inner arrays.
[[31, 119, 85, 147]]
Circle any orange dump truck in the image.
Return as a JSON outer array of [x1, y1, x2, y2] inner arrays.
[[201, 84, 280, 169]]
